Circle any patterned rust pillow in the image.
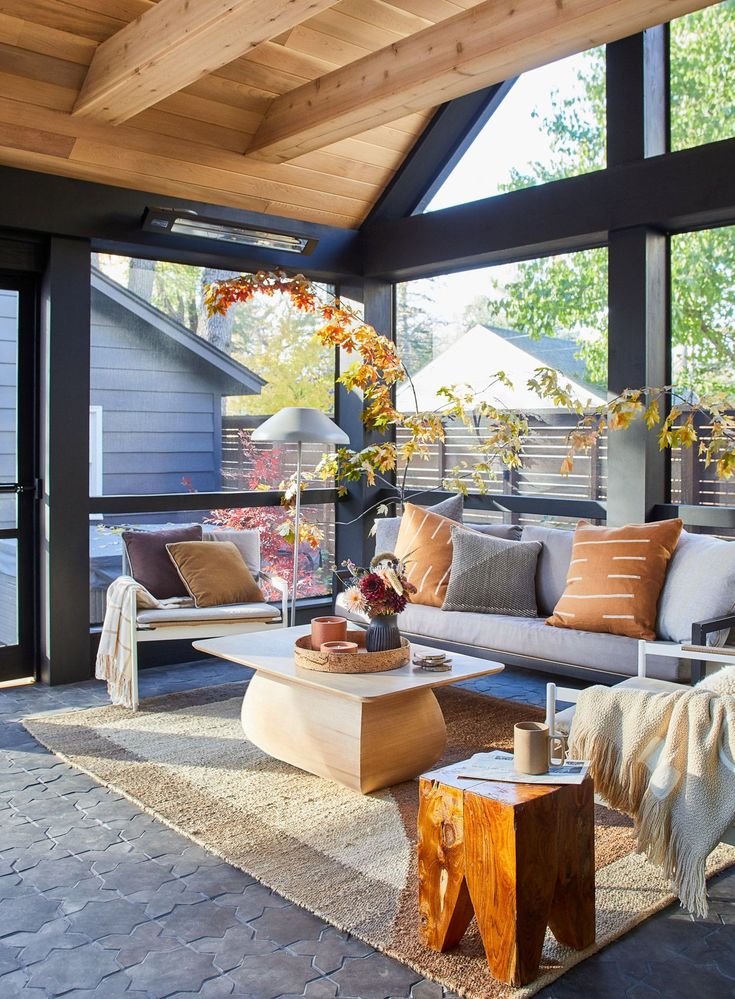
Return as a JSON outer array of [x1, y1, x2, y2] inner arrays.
[[546, 519, 683, 640], [395, 503, 456, 607]]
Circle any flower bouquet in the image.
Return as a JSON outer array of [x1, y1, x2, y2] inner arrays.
[[335, 553, 416, 652]]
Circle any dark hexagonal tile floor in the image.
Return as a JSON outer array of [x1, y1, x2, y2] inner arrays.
[[1, 658, 734, 999]]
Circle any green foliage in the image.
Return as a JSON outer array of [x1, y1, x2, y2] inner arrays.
[[227, 294, 333, 415], [670, 1, 735, 151], [463, 5, 735, 396]]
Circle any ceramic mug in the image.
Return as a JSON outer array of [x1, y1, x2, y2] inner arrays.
[[513, 721, 568, 775], [310, 616, 347, 650]]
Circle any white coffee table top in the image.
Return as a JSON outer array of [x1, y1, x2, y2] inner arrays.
[[194, 624, 504, 703]]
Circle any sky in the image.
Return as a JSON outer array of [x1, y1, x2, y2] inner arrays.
[[412, 51, 599, 327]]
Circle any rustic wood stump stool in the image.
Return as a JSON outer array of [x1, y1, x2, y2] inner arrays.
[[418, 763, 595, 987]]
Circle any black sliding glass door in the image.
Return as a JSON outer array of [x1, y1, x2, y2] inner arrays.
[[0, 275, 37, 682]]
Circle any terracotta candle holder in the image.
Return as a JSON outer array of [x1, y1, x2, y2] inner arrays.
[[311, 616, 347, 650], [320, 641, 358, 654]]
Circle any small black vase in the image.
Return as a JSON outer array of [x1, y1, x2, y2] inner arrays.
[[365, 614, 401, 652]]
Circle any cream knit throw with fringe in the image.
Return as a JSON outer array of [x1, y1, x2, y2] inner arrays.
[[570, 667, 735, 916], [95, 576, 192, 708]]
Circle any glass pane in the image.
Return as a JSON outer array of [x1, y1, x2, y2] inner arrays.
[[0, 289, 18, 486], [91, 255, 335, 496], [0, 538, 18, 646], [425, 48, 605, 212], [90, 505, 335, 625], [0, 495, 16, 531], [669, 224, 735, 529], [396, 252, 608, 502], [671, 1, 735, 152]]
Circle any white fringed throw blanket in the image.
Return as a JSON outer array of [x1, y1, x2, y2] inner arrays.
[[95, 576, 191, 708], [570, 667, 735, 916]]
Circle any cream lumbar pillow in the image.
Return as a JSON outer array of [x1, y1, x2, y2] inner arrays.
[[166, 540, 263, 608], [546, 518, 683, 640], [395, 503, 457, 608]]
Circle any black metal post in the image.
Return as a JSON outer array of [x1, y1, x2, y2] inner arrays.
[[606, 32, 669, 526], [334, 280, 395, 573], [39, 237, 92, 684]]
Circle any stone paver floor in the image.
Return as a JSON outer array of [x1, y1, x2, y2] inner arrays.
[[1, 659, 734, 998]]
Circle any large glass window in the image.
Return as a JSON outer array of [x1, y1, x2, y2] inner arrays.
[[425, 48, 605, 212], [670, 1, 735, 152], [92, 255, 334, 496], [669, 224, 735, 533], [89, 255, 338, 614], [395, 250, 608, 516]]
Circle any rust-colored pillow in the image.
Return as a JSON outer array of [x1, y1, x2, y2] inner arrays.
[[395, 503, 456, 607], [166, 541, 264, 608], [546, 519, 683, 640]]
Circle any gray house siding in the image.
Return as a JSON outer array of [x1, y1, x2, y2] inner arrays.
[[91, 292, 222, 496]]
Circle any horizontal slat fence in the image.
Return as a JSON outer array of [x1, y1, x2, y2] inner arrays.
[[396, 411, 607, 528]]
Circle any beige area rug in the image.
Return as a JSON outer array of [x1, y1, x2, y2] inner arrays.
[[24, 683, 735, 999]]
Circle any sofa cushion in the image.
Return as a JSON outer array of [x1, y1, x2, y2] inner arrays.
[[520, 525, 574, 617], [374, 494, 463, 556], [335, 594, 687, 682], [122, 524, 203, 599], [657, 530, 735, 645], [472, 523, 522, 541], [443, 527, 541, 616], [547, 519, 682, 640]]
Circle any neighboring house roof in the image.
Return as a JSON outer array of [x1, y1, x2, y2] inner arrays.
[[396, 323, 606, 412], [91, 268, 266, 396]]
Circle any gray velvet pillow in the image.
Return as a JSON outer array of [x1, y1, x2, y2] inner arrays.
[[373, 494, 464, 555], [443, 526, 542, 617]]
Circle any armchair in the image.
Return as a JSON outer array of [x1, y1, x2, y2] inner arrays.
[[117, 528, 288, 709]]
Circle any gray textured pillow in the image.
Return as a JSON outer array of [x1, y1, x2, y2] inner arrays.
[[373, 494, 464, 555], [443, 526, 542, 617], [657, 531, 735, 645]]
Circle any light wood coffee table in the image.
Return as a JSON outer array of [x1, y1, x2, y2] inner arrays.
[[194, 625, 504, 793]]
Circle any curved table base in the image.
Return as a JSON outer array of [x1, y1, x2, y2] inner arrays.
[[241, 672, 447, 794]]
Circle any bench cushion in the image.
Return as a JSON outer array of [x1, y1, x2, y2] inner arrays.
[[137, 602, 280, 626], [335, 595, 687, 681]]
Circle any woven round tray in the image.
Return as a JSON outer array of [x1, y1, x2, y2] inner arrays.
[[294, 631, 410, 674]]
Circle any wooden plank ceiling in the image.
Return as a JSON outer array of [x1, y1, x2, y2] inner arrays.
[[0, 0, 717, 231]]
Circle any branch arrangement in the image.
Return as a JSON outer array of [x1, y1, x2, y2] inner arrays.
[[206, 270, 735, 535]]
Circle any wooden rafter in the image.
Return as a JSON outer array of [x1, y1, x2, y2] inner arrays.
[[73, 0, 339, 125], [248, 0, 715, 163]]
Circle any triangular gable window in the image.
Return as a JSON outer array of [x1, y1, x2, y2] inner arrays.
[[424, 48, 605, 213]]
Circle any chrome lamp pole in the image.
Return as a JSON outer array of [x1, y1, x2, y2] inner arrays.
[[251, 408, 349, 629]]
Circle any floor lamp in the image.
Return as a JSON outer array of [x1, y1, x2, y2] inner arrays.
[[251, 407, 349, 627]]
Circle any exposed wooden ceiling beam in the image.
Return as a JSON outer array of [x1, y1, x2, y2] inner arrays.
[[248, 0, 715, 163], [73, 0, 339, 125]]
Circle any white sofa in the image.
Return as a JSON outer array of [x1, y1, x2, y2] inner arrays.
[[336, 519, 735, 684]]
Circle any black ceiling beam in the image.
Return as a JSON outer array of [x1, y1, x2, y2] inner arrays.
[[364, 80, 516, 224], [0, 166, 360, 282], [360, 135, 735, 280]]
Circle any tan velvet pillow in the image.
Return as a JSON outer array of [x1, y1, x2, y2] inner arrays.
[[395, 503, 456, 607], [546, 518, 683, 640], [166, 541, 264, 608]]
